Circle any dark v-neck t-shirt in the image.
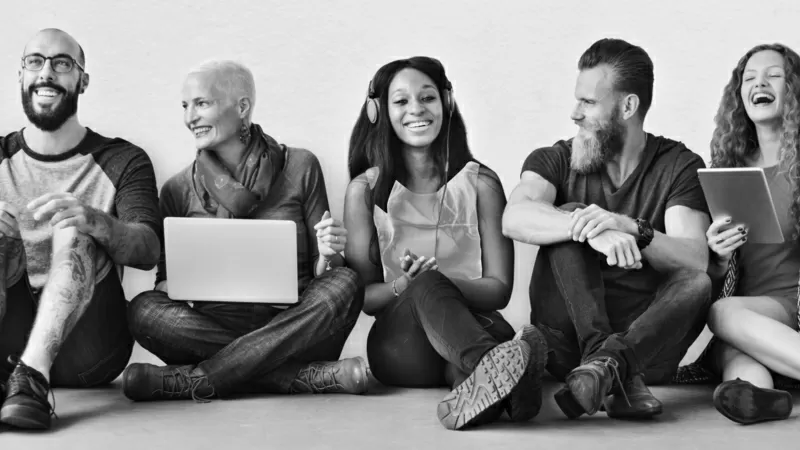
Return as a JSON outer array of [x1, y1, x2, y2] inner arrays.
[[521, 133, 709, 300]]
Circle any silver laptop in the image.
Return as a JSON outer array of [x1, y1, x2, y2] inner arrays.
[[164, 217, 299, 304]]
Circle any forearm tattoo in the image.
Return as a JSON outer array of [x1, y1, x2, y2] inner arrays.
[[38, 232, 96, 361], [92, 211, 160, 270]]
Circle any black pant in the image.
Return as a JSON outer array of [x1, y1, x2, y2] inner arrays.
[[0, 269, 133, 387], [530, 240, 712, 384], [128, 267, 364, 396], [367, 271, 515, 388]]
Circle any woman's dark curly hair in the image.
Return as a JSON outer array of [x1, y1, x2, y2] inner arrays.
[[711, 43, 800, 239]]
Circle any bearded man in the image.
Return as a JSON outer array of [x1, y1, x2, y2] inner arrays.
[[0, 28, 160, 430], [502, 38, 712, 421]]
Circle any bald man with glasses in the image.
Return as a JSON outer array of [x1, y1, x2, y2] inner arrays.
[[0, 28, 161, 430]]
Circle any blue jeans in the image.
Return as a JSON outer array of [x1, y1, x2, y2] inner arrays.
[[530, 240, 712, 384], [127, 267, 364, 397], [0, 269, 134, 387], [367, 271, 515, 388]]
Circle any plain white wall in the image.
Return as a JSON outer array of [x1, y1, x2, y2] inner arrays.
[[3, 0, 800, 363]]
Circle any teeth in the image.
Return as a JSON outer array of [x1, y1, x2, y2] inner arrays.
[[406, 121, 431, 128], [193, 126, 211, 136], [35, 89, 58, 97], [752, 92, 775, 104]]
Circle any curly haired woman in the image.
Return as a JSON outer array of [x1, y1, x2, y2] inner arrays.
[[692, 44, 800, 425]]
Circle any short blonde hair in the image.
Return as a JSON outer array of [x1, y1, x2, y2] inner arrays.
[[188, 59, 256, 122]]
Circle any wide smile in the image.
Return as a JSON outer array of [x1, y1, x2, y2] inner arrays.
[[751, 91, 776, 108], [404, 120, 433, 132], [33, 88, 62, 103], [192, 126, 212, 137]]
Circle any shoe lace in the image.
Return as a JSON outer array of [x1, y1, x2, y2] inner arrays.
[[300, 363, 343, 393], [595, 357, 630, 407], [6, 356, 58, 419], [160, 367, 215, 403]]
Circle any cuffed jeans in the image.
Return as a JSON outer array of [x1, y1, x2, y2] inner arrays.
[[531, 240, 712, 384], [127, 267, 364, 397], [0, 269, 134, 387], [367, 271, 515, 388]]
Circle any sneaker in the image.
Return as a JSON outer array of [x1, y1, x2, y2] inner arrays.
[[713, 378, 793, 425], [289, 357, 370, 395], [506, 325, 548, 422], [0, 357, 56, 429], [122, 363, 215, 402], [437, 340, 531, 430]]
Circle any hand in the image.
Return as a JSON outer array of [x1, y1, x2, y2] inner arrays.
[[569, 204, 636, 242], [398, 248, 439, 275], [0, 201, 21, 239], [707, 216, 747, 262], [587, 229, 643, 270], [394, 248, 439, 296], [27, 192, 99, 234], [155, 280, 168, 293], [314, 211, 347, 260]]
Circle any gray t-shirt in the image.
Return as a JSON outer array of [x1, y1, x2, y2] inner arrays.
[[737, 165, 800, 300]]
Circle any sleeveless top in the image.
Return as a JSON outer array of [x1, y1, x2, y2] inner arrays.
[[367, 161, 483, 283]]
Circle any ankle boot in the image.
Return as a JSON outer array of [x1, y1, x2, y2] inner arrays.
[[289, 357, 369, 395], [556, 356, 622, 418], [605, 373, 662, 419]]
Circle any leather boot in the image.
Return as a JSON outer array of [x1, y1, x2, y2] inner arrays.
[[604, 373, 663, 419], [288, 357, 369, 395], [556, 356, 622, 418]]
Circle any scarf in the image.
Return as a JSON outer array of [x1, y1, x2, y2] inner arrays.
[[193, 123, 286, 218]]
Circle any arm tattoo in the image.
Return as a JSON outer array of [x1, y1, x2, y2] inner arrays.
[[37, 233, 96, 362], [90, 210, 160, 270]]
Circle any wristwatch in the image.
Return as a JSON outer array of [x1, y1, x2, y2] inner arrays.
[[635, 218, 654, 250]]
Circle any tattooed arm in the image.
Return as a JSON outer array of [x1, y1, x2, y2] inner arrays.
[[26, 193, 160, 270]]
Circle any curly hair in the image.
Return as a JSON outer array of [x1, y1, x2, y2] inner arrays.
[[711, 43, 800, 239]]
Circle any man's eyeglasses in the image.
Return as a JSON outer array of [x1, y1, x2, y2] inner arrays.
[[21, 54, 84, 73]]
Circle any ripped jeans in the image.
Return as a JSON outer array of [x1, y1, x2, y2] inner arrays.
[[367, 271, 515, 388]]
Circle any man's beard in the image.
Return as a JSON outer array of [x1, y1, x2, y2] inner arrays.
[[570, 108, 626, 174], [21, 80, 80, 132]]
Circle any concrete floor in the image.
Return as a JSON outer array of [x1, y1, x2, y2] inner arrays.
[[2, 317, 797, 448], [2, 375, 798, 450]]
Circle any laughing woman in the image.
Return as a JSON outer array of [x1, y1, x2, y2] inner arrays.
[[343, 56, 547, 431], [690, 44, 800, 425]]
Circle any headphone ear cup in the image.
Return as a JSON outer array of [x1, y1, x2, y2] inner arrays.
[[366, 98, 379, 124], [444, 89, 454, 113]]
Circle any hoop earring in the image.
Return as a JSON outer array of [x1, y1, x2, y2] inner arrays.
[[239, 122, 251, 144]]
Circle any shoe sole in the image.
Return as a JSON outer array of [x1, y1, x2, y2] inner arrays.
[[554, 386, 586, 419], [437, 340, 531, 430], [351, 356, 370, 395], [713, 380, 793, 425], [508, 325, 548, 422], [605, 399, 663, 419], [0, 403, 50, 429]]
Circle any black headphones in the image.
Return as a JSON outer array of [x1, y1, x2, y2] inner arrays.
[[365, 75, 454, 124]]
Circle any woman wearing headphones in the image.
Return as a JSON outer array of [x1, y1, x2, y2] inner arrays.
[[343, 56, 547, 430]]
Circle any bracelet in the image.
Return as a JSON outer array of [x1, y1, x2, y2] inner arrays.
[[391, 278, 400, 297], [325, 258, 332, 271]]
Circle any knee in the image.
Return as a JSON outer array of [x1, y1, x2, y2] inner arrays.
[[313, 267, 364, 315], [673, 269, 713, 304], [707, 296, 744, 334], [127, 289, 172, 338]]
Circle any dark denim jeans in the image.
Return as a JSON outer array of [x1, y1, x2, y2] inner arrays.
[[367, 271, 515, 388], [530, 240, 712, 384], [0, 269, 134, 387], [127, 267, 364, 397]]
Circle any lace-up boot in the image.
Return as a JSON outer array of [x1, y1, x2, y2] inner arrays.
[[122, 363, 215, 402]]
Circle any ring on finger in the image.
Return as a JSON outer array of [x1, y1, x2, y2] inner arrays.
[[334, 235, 339, 243]]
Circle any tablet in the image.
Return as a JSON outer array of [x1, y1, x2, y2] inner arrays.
[[697, 168, 784, 244]]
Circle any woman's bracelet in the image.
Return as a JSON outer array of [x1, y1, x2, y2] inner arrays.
[[391, 277, 401, 297]]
